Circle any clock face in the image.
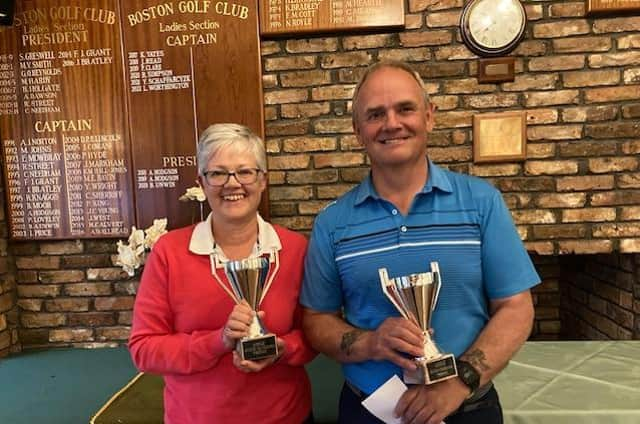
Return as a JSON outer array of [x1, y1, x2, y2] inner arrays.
[[460, 0, 527, 57]]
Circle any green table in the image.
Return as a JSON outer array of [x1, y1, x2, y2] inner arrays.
[[92, 342, 640, 423], [496, 341, 640, 424]]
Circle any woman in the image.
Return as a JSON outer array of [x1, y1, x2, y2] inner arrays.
[[129, 123, 316, 423]]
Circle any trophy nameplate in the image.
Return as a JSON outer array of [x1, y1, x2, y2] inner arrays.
[[380, 262, 458, 384]]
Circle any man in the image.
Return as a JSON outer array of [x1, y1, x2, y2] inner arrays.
[[300, 61, 540, 424]]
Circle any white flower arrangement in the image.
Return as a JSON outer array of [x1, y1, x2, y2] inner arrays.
[[116, 218, 168, 276]]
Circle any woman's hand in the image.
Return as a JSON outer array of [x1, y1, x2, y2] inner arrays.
[[221, 301, 254, 350], [232, 337, 286, 373]]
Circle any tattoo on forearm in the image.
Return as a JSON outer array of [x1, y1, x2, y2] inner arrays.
[[462, 348, 490, 372], [340, 330, 364, 356]]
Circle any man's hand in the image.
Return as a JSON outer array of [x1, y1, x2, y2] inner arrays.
[[366, 317, 425, 370], [232, 337, 286, 373], [394, 377, 469, 424]]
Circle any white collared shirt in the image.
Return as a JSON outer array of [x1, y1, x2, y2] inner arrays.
[[189, 213, 282, 265]]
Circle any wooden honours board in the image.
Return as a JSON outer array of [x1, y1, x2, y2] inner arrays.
[[0, 0, 135, 239], [259, 0, 404, 36], [0, 0, 264, 239], [120, 0, 264, 230]]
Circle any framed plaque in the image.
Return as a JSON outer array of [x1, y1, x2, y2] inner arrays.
[[586, 0, 640, 15], [0, 0, 135, 240], [477, 57, 515, 83], [260, 0, 405, 37], [473, 111, 526, 163], [120, 0, 266, 230], [0, 0, 267, 240]]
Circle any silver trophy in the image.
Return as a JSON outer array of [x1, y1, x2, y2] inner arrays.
[[379, 262, 458, 384], [225, 257, 278, 361]]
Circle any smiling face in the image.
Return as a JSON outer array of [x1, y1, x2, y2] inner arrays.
[[199, 144, 266, 226], [353, 66, 435, 172]]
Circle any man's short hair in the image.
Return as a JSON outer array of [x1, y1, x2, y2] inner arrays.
[[351, 60, 431, 123]]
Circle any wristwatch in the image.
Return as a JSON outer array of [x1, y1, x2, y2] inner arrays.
[[456, 359, 481, 396]]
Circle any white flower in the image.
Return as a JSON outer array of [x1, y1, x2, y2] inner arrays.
[[115, 240, 143, 277], [144, 218, 168, 250], [128, 227, 145, 248], [115, 219, 168, 276], [179, 185, 206, 202]]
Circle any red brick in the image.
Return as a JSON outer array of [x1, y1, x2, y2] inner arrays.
[[17, 299, 43, 311], [343, 33, 394, 50], [40, 241, 83, 255], [87, 268, 127, 281], [67, 312, 116, 327], [38, 270, 85, 284], [95, 326, 131, 341], [118, 311, 133, 325], [558, 240, 612, 254], [44, 298, 90, 312], [21, 312, 65, 328], [64, 283, 112, 297], [17, 285, 60, 298], [15, 256, 60, 270], [562, 208, 616, 223], [49, 329, 93, 343], [62, 254, 112, 269], [94, 296, 135, 311], [286, 38, 338, 53]]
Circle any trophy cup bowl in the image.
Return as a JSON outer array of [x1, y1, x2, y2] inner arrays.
[[379, 262, 458, 385], [225, 257, 278, 361]]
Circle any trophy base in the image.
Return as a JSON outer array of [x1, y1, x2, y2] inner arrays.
[[239, 334, 278, 361], [403, 353, 458, 385]]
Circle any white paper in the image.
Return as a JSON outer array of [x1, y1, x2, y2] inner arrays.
[[361, 375, 407, 424], [361, 375, 447, 424]]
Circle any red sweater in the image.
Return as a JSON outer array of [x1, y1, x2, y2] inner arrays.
[[129, 224, 316, 424]]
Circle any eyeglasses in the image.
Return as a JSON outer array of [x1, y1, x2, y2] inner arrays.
[[202, 168, 263, 187]]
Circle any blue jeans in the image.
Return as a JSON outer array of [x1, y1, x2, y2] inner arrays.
[[338, 383, 503, 424]]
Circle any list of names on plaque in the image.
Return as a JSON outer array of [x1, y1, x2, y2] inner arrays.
[[62, 130, 128, 236], [260, 0, 405, 36], [19, 50, 62, 115], [0, 54, 18, 116], [0, 0, 134, 240], [127, 49, 191, 93]]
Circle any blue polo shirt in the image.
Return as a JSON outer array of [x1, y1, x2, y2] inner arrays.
[[301, 160, 540, 395]]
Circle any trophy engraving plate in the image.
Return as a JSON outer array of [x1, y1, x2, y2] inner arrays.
[[241, 334, 279, 361], [426, 356, 458, 383], [380, 262, 458, 385]]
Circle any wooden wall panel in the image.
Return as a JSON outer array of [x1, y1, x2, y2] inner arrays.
[[120, 0, 264, 229], [260, 0, 404, 36], [0, 0, 134, 239], [0, 0, 265, 238]]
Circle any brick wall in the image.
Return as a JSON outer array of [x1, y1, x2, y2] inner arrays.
[[530, 255, 561, 340], [561, 253, 639, 339], [12, 240, 134, 349], [3, 1, 640, 351], [262, 1, 640, 255]]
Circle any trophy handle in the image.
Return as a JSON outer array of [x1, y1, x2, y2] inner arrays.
[[430, 262, 441, 311], [379, 268, 409, 320], [259, 249, 280, 305]]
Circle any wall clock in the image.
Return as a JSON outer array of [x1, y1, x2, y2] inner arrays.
[[460, 0, 527, 57]]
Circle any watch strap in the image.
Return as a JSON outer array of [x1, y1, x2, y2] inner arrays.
[[456, 359, 481, 393]]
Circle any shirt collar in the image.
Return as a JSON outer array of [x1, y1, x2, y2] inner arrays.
[[189, 213, 282, 260], [354, 158, 453, 206]]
